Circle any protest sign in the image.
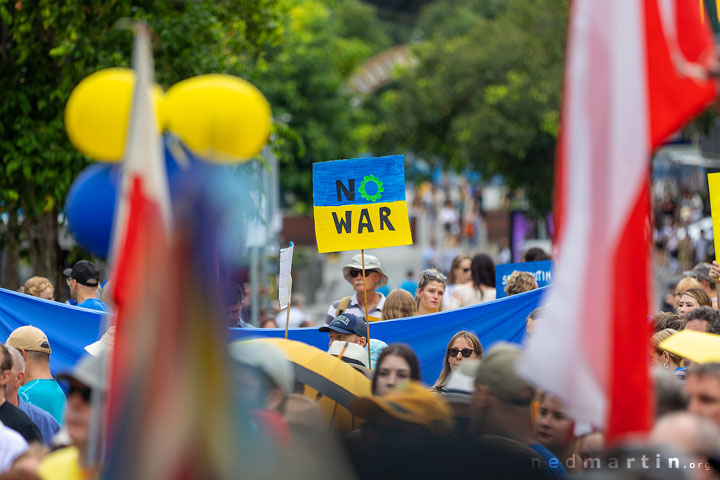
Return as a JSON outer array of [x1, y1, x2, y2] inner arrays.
[[495, 259, 553, 298], [313, 155, 413, 253], [278, 242, 294, 309], [708, 172, 720, 260]]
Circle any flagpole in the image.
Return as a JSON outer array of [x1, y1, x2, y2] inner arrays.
[[284, 278, 292, 339], [361, 249, 372, 369]]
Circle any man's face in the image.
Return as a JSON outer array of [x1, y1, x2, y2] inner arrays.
[[685, 319, 710, 333], [328, 331, 365, 347], [65, 382, 92, 448], [224, 301, 243, 326], [4, 366, 23, 399], [686, 374, 720, 427], [67, 278, 78, 301], [350, 270, 380, 294]]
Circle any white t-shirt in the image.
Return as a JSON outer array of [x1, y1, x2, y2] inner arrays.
[[0, 420, 28, 473], [275, 307, 310, 329]]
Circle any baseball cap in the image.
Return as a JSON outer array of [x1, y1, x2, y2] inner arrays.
[[229, 340, 294, 395], [63, 260, 100, 287], [318, 313, 367, 337], [57, 352, 108, 392], [6, 326, 51, 354], [461, 342, 535, 406], [684, 262, 714, 284], [353, 381, 454, 433], [343, 254, 388, 287]]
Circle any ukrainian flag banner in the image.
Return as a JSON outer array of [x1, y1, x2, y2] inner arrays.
[[313, 155, 413, 253]]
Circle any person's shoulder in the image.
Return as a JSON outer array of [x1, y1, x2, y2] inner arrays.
[[20, 401, 60, 428], [78, 298, 109, 312]]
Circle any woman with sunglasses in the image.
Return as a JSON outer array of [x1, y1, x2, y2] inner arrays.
[[432, 331, 482, 392], [416, 269, 447, 316], [443, 255, 472, 310], [452, 254, 496, 308]]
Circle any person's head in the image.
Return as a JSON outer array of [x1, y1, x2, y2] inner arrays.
[[4, 346, 25, 401], [319, 313, 368, 347], [448, 255, 472, 285], [5, 326, 51, 368], [504, 271, 538, 296], [22, 276, 54, 301], [416, 269, 446, 314], [63, 260, 100, 301], [674, 276, 703, 309], [290, 292, 306, 309], [525, 307, 546, 339], [0, 344, 12, 399], [651, 411, 720, 472], [677, 288, 712, 318], [381, 289, 416, 321], [650, 329, 683, 370], [524, 247, 549, 262], [432, 331, 482, 389], [470, 253, 496, 289], [372, 344, 421, 396], [534, 391, 574, 455], [343, 254, 388, 295], [652, 367, 688, 420], [221, 282, 244, 326], [653, 311, 684, 332], [684, 307, 720, 334], [230, 341, 294, 413], [684, 262, 716, 292], [463, 342, 536, 434], [577, 431, 604, 469], [686, 363, 720, 428], [57, 353, 108, 450]]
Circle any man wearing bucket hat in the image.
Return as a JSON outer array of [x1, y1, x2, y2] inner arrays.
[[325, 253, 389, 324]]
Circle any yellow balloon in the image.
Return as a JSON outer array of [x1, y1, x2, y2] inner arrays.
[[163, 74, 272, 162], [65, 68, 164, 162]]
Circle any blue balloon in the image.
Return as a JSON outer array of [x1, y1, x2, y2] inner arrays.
[[65, 164, 120, 258]]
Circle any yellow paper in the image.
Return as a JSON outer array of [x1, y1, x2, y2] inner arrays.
[[708, 172, 720, 259], [659, 329, 720, 364]]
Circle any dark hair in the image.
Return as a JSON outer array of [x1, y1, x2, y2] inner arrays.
[[221, 282, 244, 307], [0, 344, 11, 372], [371, 344, 421, 394], [684, 306, 720, 334], [527, 307, 546, 321], [25, 351, 50, 364], [524, 247, 550, 262], [470, 254, 495, 289], [652, 312, 684, 332]]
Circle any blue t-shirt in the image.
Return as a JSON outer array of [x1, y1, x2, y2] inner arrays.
[[529, 443, 568, 479], [18, 399, 60, 445], [400, 280, 418, 296], [18, 379, 66, 423], [77, 298, 109, 313]]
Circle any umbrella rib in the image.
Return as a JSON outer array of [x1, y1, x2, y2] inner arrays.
[[292, 364, 360, 410]]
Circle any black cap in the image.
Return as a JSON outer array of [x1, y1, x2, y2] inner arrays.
[[63, 260, 100, 287]]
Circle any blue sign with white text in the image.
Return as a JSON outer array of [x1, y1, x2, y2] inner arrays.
[[495, 260, 553, 299]]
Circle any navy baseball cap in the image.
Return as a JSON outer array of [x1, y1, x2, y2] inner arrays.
[[319, 313, 367, 337]]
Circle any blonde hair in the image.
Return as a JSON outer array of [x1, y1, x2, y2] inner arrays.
[[432, 331, 482, 390], [448, 255, 471, 285], [504, 271, 538, 296], [381, 289, 417, 320], [651, 328, 682, 365], [22, 276, 53, 298]]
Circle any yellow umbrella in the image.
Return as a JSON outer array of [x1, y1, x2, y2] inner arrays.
[[246, 338, 371, 433], [659, 329, 720, 364]]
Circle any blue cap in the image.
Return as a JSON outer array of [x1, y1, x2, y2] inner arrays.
[[319, 313, 367, 337]]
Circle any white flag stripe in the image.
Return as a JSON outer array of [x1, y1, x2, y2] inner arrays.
[[278, 242, 294, 309]]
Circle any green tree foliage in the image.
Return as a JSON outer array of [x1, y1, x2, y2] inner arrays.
[[254, 0, 390, 213], [0, 0, 285, 288], [373, 0, 568, 214]]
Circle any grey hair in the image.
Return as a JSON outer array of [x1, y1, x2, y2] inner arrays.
[[6, 345, 24, 373]]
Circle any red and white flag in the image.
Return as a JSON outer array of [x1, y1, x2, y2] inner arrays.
[[517, 0, 716, 442]]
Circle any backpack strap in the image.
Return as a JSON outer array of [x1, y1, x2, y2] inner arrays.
[[336, 296, 352, 316]]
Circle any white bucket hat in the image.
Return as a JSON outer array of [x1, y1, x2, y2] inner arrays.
[[342, 253, 388, 287]]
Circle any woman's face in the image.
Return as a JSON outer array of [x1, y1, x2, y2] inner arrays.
[[454, 259, 472, 284], [374, 354, 412, 396], [418, 280, 445, 312], [448, 337, 477, 370], [535, 394, 573, 451], [39, 287, 54, 301], [677, 293, 700, 318]]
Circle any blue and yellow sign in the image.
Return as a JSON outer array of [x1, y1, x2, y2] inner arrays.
[[313, 155, 413, 253]]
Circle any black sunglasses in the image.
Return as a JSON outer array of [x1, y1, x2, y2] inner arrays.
[[448, 347, 476, 358], [460, 268, 470, 272], [68, 382, 92, 403], [349, 269, 378, 278]]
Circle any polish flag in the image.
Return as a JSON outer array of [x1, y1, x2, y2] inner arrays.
[[517, 0, 716, 442], [105, 23, 175, 468]]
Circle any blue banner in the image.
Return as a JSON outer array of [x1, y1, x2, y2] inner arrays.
[[495, 260, 553, 299], [0, 286, 547, 384]]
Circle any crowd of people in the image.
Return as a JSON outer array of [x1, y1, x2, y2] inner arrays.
[[4, 248, 720, 478]]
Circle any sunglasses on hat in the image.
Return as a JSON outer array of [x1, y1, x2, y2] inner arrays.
[[448, 347, 476, 358], [349, 269, 378, 278]]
